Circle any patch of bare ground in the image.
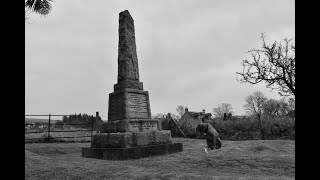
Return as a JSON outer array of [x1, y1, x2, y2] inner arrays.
[[25, 138, 294, 180]]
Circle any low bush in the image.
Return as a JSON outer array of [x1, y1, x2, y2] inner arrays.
[[208, 116, 295, 140]]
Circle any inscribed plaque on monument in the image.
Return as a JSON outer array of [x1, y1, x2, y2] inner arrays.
[[128, 121, 158, 132], [127, 93, 148, 118]]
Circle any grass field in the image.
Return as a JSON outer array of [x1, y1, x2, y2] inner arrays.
[[25, 128, 95, 143], [25, 138, 295, 180], [25, 118, 59, 124]]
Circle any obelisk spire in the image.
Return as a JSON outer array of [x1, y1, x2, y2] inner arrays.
[[117, 10, 140, 83]]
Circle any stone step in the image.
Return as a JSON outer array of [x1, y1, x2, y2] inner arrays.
[[99, 119, 162, 133], [82, 143, 183, 160], [91, 130, 171, 148]]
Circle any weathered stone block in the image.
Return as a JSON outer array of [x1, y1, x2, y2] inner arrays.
[[128, 119, 161, 132], [91, 132, 134, 148], [102, 147, 141, 160], [92, 130, 171, 148], [149, 144, 168, 156], [98, 120, 127, 133], [133, 130, 171, 146], [153, 130, 171, 143], [114, 80, 143, 91], [108, 89, 152, 121], [82, 143, 183, 160], [99, 119, 162, 133], [133, 131, 154, 146]]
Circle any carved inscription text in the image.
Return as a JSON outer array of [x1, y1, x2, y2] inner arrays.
[[127, 93, 148, 118], [129, 121, 157, 132]]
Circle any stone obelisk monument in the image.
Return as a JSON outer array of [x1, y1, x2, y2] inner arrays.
[[82, 10, 183, 160]]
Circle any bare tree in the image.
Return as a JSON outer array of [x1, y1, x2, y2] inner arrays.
[[152, 113, 167, 119], [237, 33, 295, 97], [169, 113, 181, 121], [278, 99, 290, 116], [25, 0, 53, 17], [176, 105, 185, 117], [213, 107, 223, 118], [213, 103, 233, 118], [244, 91, 267, 139], [262, 99, 280, 118], [262, 98, 289, 118], [25, 7, 30, 21], [288, 98, 295, 111], [152, 112, 180, 120]]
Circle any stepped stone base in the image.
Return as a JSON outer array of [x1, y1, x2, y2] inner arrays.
[[99, 119, 162, 133], [91, 130, 171, 148], [82, 143, 183, 160]]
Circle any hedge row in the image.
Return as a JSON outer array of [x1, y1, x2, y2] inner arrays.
[[209, 116, 295, 140]]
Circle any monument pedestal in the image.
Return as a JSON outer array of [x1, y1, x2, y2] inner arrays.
[[82, 129, 183, 160], [98, 119, 161, 133], [82, 143, 183, 160], [91, 130, 172, 148], [81, 10, 183, 160]]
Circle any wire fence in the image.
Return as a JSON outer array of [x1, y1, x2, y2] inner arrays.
[[25, 114, 97, 143]]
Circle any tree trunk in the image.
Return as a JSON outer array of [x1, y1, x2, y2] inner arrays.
[[258, 114, 265, 140], [260, 127, 265, 140]]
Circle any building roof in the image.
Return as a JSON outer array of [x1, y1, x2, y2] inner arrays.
[[186, 111, 212, 119], [178, 108, 212, 137]]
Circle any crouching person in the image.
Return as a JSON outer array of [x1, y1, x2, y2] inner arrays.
[[196, 123, 222, 150]]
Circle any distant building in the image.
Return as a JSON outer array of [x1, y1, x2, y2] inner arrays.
[[178, 107, 212, 138]]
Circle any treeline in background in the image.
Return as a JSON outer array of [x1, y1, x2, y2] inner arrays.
[[59, 113, 103, 130], [155, 91, 295, 141]]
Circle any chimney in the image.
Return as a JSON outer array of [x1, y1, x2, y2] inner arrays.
[[202, 109, 205, 114], [185, 107, 188, 112], [95, 112, 100, 131]]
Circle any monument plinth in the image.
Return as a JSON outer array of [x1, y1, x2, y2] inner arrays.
[[82, 10, 183, 160]]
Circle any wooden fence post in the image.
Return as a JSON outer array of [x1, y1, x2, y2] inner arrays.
[[95, 112, 99, 131], [48, 114, 51, 140], [91, 115, 94, 138]]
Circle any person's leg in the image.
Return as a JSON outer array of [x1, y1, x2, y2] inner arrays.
[[216, 138, 221, 149], [206, 136, 214, 150], [206, 137, 213, 150], [213, 136, 217, 149]]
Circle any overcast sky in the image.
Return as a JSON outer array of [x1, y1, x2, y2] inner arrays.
[[25, 0, 295, 119]]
